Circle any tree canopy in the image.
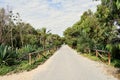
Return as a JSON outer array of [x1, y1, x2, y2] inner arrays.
[[64, 0, 120, 59]]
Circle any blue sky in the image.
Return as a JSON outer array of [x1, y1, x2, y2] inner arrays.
[[0, 0, 100, 36]]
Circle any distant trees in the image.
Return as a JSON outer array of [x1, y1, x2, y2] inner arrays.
[[0, 7, 63, 48]]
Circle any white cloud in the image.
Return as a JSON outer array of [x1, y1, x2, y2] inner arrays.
[[0, 0, 101, 36]]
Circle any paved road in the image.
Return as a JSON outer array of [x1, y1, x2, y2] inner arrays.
[[33, 45, 117, 80]]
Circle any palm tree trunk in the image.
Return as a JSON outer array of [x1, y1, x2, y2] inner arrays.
[[43, 39, 45, 51]]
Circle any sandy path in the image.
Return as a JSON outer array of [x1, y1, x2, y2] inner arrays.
[[0, 45, 118, 80]]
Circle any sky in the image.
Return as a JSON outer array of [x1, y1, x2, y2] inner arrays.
[[0, 0, 100, 36]]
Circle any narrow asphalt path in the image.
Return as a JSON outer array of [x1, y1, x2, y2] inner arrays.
[[33, 45, 117, 80]]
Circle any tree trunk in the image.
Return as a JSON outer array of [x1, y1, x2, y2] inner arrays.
[[11, 27, 13, 48], [20, 28, 23, 46], [0, 24, 2, 44], [0, 8, 5, 45]]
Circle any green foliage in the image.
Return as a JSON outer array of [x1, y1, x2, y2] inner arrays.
[[106, 43, 120, 59], [17, 45, 37, 59], [111, 59, 120, 68], [106, 44, 113, 52], [64, 10, 102, 51], [0, 65, 14, 75], [0, 48, 55, 75], [0, 7, 63, 75], [81, 53, 100, 61], [116, 0, 120, 9], [64, 0, 120, 65], [95, 5, 110, 22], [0, 45, 18, 66], [77, 36, 93, 52]]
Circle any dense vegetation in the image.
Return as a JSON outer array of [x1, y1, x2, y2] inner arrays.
[[0, 7, 63, 75], [0, 0, 120, 75], [64, 0, 120, 67]]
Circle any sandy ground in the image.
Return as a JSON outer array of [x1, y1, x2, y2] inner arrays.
[[0, 45, 118, 80]]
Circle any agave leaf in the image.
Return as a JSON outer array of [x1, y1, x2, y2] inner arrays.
[[2, 46, 8, 59]]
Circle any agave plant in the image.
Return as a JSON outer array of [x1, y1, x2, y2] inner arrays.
[[0, 45, 18, 66], [17, 45, 37, 60], [17, 45, 36, 54]]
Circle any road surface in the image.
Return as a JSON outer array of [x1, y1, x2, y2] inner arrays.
[[33, 45, 117, 80]]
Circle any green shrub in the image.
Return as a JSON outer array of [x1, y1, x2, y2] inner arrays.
[[111, 59, 120, 68], [17, 45, 37, 58], [106, 44, 120, 59]]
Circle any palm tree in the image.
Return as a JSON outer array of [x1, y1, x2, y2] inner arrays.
[[46, 33, 53, 48], [40, 28, 51, 51]]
